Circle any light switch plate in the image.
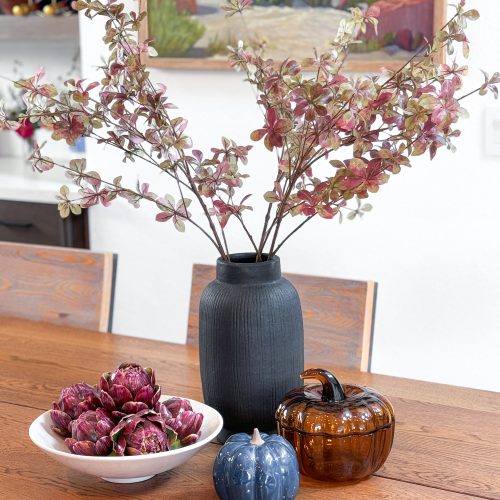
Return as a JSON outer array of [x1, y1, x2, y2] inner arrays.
[[484, 107, 500, 156]]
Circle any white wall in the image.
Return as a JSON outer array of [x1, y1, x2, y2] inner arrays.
[[80, 0, 500, 392]]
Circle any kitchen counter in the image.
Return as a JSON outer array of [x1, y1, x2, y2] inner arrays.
[[0, 156, 75, 204]]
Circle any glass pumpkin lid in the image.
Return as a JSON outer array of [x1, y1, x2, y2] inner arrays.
[[275, 368, 395, 437]]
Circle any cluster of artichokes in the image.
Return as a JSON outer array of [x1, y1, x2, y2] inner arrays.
[[49, 363, 204, 456]]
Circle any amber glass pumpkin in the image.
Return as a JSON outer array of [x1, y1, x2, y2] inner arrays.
[[275, 368, 395, 482]]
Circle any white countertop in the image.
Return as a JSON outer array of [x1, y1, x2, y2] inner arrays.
[[0, 156, 76, 205]]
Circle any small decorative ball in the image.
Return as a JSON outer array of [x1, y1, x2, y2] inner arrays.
[[12, 5, 26, 16], [43, 5, 56, 16], [213, 428, 299, 500]]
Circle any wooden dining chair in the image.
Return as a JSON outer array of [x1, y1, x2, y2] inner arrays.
[[188, 264, 376, 372], [0, 242, 117, 332]]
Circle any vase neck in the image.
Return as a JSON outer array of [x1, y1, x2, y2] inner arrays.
[[216, 253, 281, 285]]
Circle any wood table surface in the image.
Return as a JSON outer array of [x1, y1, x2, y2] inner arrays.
[[1, 317, 499, 499]]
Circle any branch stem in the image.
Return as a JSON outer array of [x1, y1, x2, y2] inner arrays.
[[39, 156, 221, 251]]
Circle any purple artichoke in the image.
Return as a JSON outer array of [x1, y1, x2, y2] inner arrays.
[[110, 409, 175, 456], [99, 363, 161, 421], [64, 409, 114, 456], [159, 396, 193, 419], [165, 410, 203, 446], [158, 397, 203, 447], [50, 383, 101, 437]]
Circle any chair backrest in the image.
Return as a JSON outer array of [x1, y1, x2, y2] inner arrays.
[[188, 264, 376, 372], [0, 242, 117, 332]]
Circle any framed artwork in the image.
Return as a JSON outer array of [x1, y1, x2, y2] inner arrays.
[[139, 0, 446, 72]]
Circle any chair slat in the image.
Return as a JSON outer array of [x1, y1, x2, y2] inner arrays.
[[0, 242, 117, 332], [188, 264, 376, 372]]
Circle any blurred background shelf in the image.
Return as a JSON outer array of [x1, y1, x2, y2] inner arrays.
[[0, 15, 78, 41]]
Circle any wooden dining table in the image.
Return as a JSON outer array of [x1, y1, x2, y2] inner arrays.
[[1, 316, 499, 499]]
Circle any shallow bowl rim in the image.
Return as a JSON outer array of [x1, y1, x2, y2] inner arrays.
[[29, 395, 223, 462]]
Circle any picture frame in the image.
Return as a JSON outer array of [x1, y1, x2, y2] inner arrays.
[[138, 0, 446, 72]]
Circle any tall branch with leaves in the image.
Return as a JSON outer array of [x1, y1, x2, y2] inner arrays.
[[0, 0, 497, 261]]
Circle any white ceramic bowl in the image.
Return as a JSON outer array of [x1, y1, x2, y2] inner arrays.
[[29, 396, 223, 483]]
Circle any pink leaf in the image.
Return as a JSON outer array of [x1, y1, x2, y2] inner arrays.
[[156, 212, 173, 222]]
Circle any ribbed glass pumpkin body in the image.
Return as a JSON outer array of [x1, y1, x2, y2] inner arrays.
[[275, 369, 395, 481], [213, 431, 300, 500]]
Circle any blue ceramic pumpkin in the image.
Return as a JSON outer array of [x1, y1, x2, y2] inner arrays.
[[213, 428, 300, 500]]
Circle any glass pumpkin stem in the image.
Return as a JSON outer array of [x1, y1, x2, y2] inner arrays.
[[250, 428, 265, 446], [300, 368, 346, 402]]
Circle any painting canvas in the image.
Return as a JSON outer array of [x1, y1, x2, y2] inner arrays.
[[139, 0, 446, 71]]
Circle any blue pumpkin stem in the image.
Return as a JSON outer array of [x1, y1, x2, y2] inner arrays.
[[300, 368, 346, 402], [250, 428, 265, 446]]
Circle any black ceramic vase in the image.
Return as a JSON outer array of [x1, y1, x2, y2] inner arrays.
[[199, 253, 304, 440]]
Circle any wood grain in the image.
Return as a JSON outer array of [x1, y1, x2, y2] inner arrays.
[[0, 402, 481, 500], [188, 264, 376, 371], [0, 317, 499, 499], [0, 242, 116, 332], [0, 318, 498, 414]]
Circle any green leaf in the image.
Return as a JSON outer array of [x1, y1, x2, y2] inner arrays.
[[86, 171, 100, 179], [361, 203, 373, 212], [164, 194, 175, 205], [70, 204, 82, 216], [349, 158, 366, 169], [58, 203, 70, 218], [329, 160, 345, 169], [463, 9, 480, 20], [69, 158, 86, 172], [419, 95, 438, 109], [73, 0, 88, 10], [435, 31, 448, 43], [375, 149, 392, 159], [462, 41, 469, 58], [160, 160, 173, 171], [174, 219, 185, 232], [263, 191, 279, 203]]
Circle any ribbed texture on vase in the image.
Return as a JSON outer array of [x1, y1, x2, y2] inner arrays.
[[199, 255, 304, 436]]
